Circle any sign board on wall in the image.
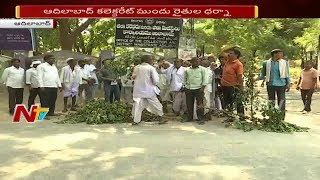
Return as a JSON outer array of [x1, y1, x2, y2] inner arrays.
[[115, 18, 181, 49], [0, 29, 35, 51]]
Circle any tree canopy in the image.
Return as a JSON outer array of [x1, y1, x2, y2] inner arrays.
[[35, 18, 317, 61]]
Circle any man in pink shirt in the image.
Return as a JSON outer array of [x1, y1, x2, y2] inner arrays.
[[296, 61, 318, 113]]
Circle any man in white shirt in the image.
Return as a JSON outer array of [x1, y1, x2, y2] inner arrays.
[[26, 60, 42, 111], [157, 58, 172, 113], [201, 60, 213, 116], [37, 55, 62, 116], [132, 55, 167, 125], [167, 59, 187, 116], [78, 59, 93, 104], [60, 58, 80, 112], [85, 57, 98, 100], [1, 58, 25, 115]]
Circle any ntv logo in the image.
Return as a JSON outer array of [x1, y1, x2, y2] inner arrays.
[[13, 105, 49, 123]]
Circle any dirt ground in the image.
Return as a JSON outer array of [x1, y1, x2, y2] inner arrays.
[[0, 86, 320, 180]]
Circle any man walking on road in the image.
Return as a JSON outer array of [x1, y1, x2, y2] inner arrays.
[[259, 49, 290, 114], [37, 55, 62, 116], [26, 60, 42, 111], [1, 58, 25, 115], [131, 55, 167, 125], [296, 61, 318, 113]]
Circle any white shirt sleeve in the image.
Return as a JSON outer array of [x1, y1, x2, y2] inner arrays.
[[87, 70, 92, 78], [132, 66, 138, 80], [60, 67, 65, 84], [1, 68, 9, 85], [37, 65, 44, 88], [56, 67, 62, 87], [26, 69, 31, 85], [151, 67, 160, 86]]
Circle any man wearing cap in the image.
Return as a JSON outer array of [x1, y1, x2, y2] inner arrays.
[[26, 60, 42, 111], [37, 55, 62, 116], [1, 58, 25, 115], [259, 49, 290, 114], [60, 58, 80, 112]]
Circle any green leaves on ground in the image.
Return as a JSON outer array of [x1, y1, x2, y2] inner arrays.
[[227, 104, 310, 133], [56, 100, 132, 124]]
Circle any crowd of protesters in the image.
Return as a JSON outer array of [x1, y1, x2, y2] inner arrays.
[[1, 47, 319, 123]]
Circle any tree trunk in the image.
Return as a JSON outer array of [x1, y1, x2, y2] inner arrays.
[[58, 19, 75, 50], [58, 19, 97, 51]]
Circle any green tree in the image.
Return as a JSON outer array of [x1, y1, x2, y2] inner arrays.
[[294, 19, 320, 52], [193, 19, 312, 60], [74, 19, 115, 55]]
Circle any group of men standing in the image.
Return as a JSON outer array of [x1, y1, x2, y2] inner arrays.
[[1, 55, 99, 118], [1, 47, 318, 123], [130, 47, 245, 125], [131, 47, 319, 125]]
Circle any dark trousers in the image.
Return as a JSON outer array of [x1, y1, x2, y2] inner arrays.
[[104, 83, 120, 103], [267, 86, 286, 112], [221, 86, 245, 114], [41, 87, 58, 115], [79, 84, 93, 101], [7, 87, 24, 114], [301, 89, 314, 112], [28, 88, 43, 110], [185, 88, 204, 121], [217, 86, 226, 109]]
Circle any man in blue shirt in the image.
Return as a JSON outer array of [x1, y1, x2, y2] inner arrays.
[[260, 49, 290, 113]]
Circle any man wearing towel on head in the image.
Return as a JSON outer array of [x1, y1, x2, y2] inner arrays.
[[26, 60, 42, 111], [60, 58, 80, 112], [259, 49, 291, 115]]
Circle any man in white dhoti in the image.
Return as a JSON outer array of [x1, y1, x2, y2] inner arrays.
[[60, 58, 80, 112], [131, 55, 167, 125]]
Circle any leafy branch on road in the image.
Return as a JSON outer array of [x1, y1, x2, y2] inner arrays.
[[56, 100, 132, 124]]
